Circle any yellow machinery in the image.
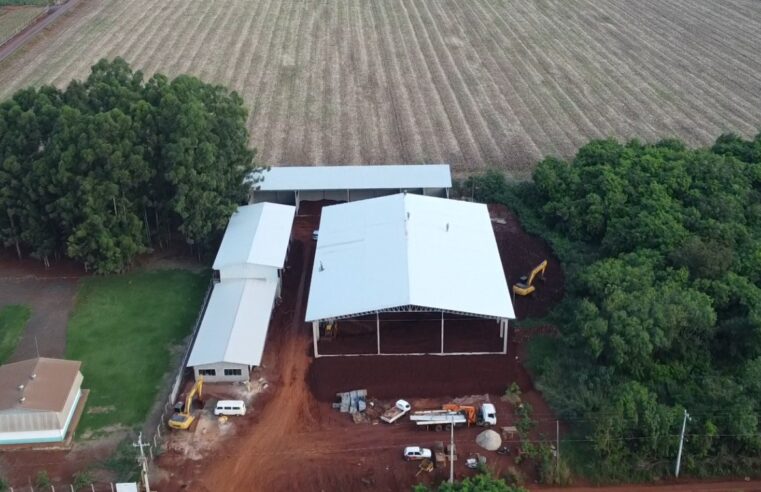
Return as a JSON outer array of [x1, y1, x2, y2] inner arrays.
[[323, 322, 337, 340], [512, 260, 548, 296], [169, 377, 204, 430]]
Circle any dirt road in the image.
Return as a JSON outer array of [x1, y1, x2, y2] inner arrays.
[[539, 480, 761, 492], [0, 0, 82, 64]]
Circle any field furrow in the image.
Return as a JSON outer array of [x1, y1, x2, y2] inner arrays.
[[257, 0, 301, 165], [1, 0, 759, 177], [581, 0, 758, 140], [243, 0, 289, 161]]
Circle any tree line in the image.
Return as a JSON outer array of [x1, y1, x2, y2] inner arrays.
[[0, 58, 259, 273], [467, 133, 761, 480]]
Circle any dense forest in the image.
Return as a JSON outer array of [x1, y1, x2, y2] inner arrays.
[[0, 58, 258, 273], [467, 133, 761, 480]]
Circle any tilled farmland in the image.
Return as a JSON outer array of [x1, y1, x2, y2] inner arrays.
[[1, 0, 760, 177]]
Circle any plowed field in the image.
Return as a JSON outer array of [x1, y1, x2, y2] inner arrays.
[[1, 0, 760, 177]]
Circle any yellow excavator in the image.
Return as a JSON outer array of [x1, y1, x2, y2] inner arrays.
[[168, 377, 204, 430], [513, 260, 548, 296]]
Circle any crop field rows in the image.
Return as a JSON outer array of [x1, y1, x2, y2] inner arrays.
[[0, 0, 760, 177], [0, 5, 45, 45]]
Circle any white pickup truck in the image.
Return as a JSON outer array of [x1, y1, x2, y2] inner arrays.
[[381, 399, 411, 423]]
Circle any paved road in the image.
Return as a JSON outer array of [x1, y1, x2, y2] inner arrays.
[[0, 0, 83, 64]]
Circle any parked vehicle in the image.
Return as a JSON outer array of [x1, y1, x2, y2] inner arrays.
[[381, 399, 411, 424], [169, 378, 204, 430], [403, 446, 432, 461], [214, 400, 246, 416], [410, 409, 467, 429], [411, 403, 497, 429], [478, 403, 497, 426]]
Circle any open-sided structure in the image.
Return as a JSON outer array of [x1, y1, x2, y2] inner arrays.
[[189, 203, 295, 383], [0, 358, 84, 445], [305, 193, 514, 356], [250, 164, 451, 211]]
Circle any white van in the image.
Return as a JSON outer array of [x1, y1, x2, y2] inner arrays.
[[214, 400, 246, 416]]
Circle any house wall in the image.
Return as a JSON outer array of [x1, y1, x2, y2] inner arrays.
[[56, 372, 83, 427], [193, 362, 250, 383], [0, 387, 82, 445]]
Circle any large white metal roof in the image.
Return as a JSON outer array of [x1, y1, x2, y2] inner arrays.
[[254, 164, 452, 191], [305, 194, 515, 322], [187, 279, 278, 367], [213, 203, 295, 270]]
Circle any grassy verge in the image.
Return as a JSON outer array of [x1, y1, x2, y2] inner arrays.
[[65, 269, 208, 437], [0, 304, 30, 363]]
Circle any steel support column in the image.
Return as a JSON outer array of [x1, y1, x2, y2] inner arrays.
[[440, 311, 445, 354], [376, 313, 381, 354], [313, 321, 320, 358]]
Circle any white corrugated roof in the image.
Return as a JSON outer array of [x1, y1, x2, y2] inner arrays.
[[213, 203, 295, 270], [305, 194, 514, 322], [187, 279, 278, 367], [254, 164, 452, 191]]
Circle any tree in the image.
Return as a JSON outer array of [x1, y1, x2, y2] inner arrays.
[[478, 132, 761, 479], [0, 58, 260, 272]]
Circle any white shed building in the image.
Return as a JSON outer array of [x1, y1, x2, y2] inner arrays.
[[189, 202, 295, 383], [0, 358, 83, 445], [306, 193, 515, 356], [187, 279, 279, 383], [250, 164, 452, 211], [212, 203, 296, 289]]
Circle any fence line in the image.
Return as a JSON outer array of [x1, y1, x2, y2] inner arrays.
[[133, 278, 214, 483], [168, 279, 213, 405]]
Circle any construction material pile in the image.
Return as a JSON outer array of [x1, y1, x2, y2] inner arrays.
[[333, 389, 371, 423], [475, 429, 502, 451]]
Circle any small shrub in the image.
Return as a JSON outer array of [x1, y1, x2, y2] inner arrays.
[[503, 382, 522, 405], [34, 470, 51, 490], [72, 470, 93, 491], [0, 475, 9, 492], [515, 402, 535, 435]]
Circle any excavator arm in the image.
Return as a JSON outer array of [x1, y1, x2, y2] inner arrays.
[[513, 260, 548, 296], [169, 377, 204, 430]]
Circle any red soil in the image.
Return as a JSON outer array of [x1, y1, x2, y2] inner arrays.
[[155, 199, 567, 491], [490, 203, 565, 320]]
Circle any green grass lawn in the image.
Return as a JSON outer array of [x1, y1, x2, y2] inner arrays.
[[65, 269, 208, 436], [0, 304, 30, 363]]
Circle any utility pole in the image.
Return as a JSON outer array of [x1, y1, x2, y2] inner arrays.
[[556, 419, 560, 478], [675, 409, 689, 478], [449, 414, 455, 484], [133, 432, 151, 492]]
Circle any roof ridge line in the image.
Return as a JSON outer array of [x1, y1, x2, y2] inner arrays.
[[222, 280, 252, 361]]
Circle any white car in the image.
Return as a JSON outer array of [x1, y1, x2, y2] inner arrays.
[[403, 446, 432, 461]]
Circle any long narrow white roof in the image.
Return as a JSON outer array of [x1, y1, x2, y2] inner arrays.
[[213, 203, 295, 270], [188, 279, 278, 367], [254, 164, 452, 191], [305, 194, 514, 322]]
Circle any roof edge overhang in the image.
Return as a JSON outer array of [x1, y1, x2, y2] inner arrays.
[[306, 304, 513, 323]]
